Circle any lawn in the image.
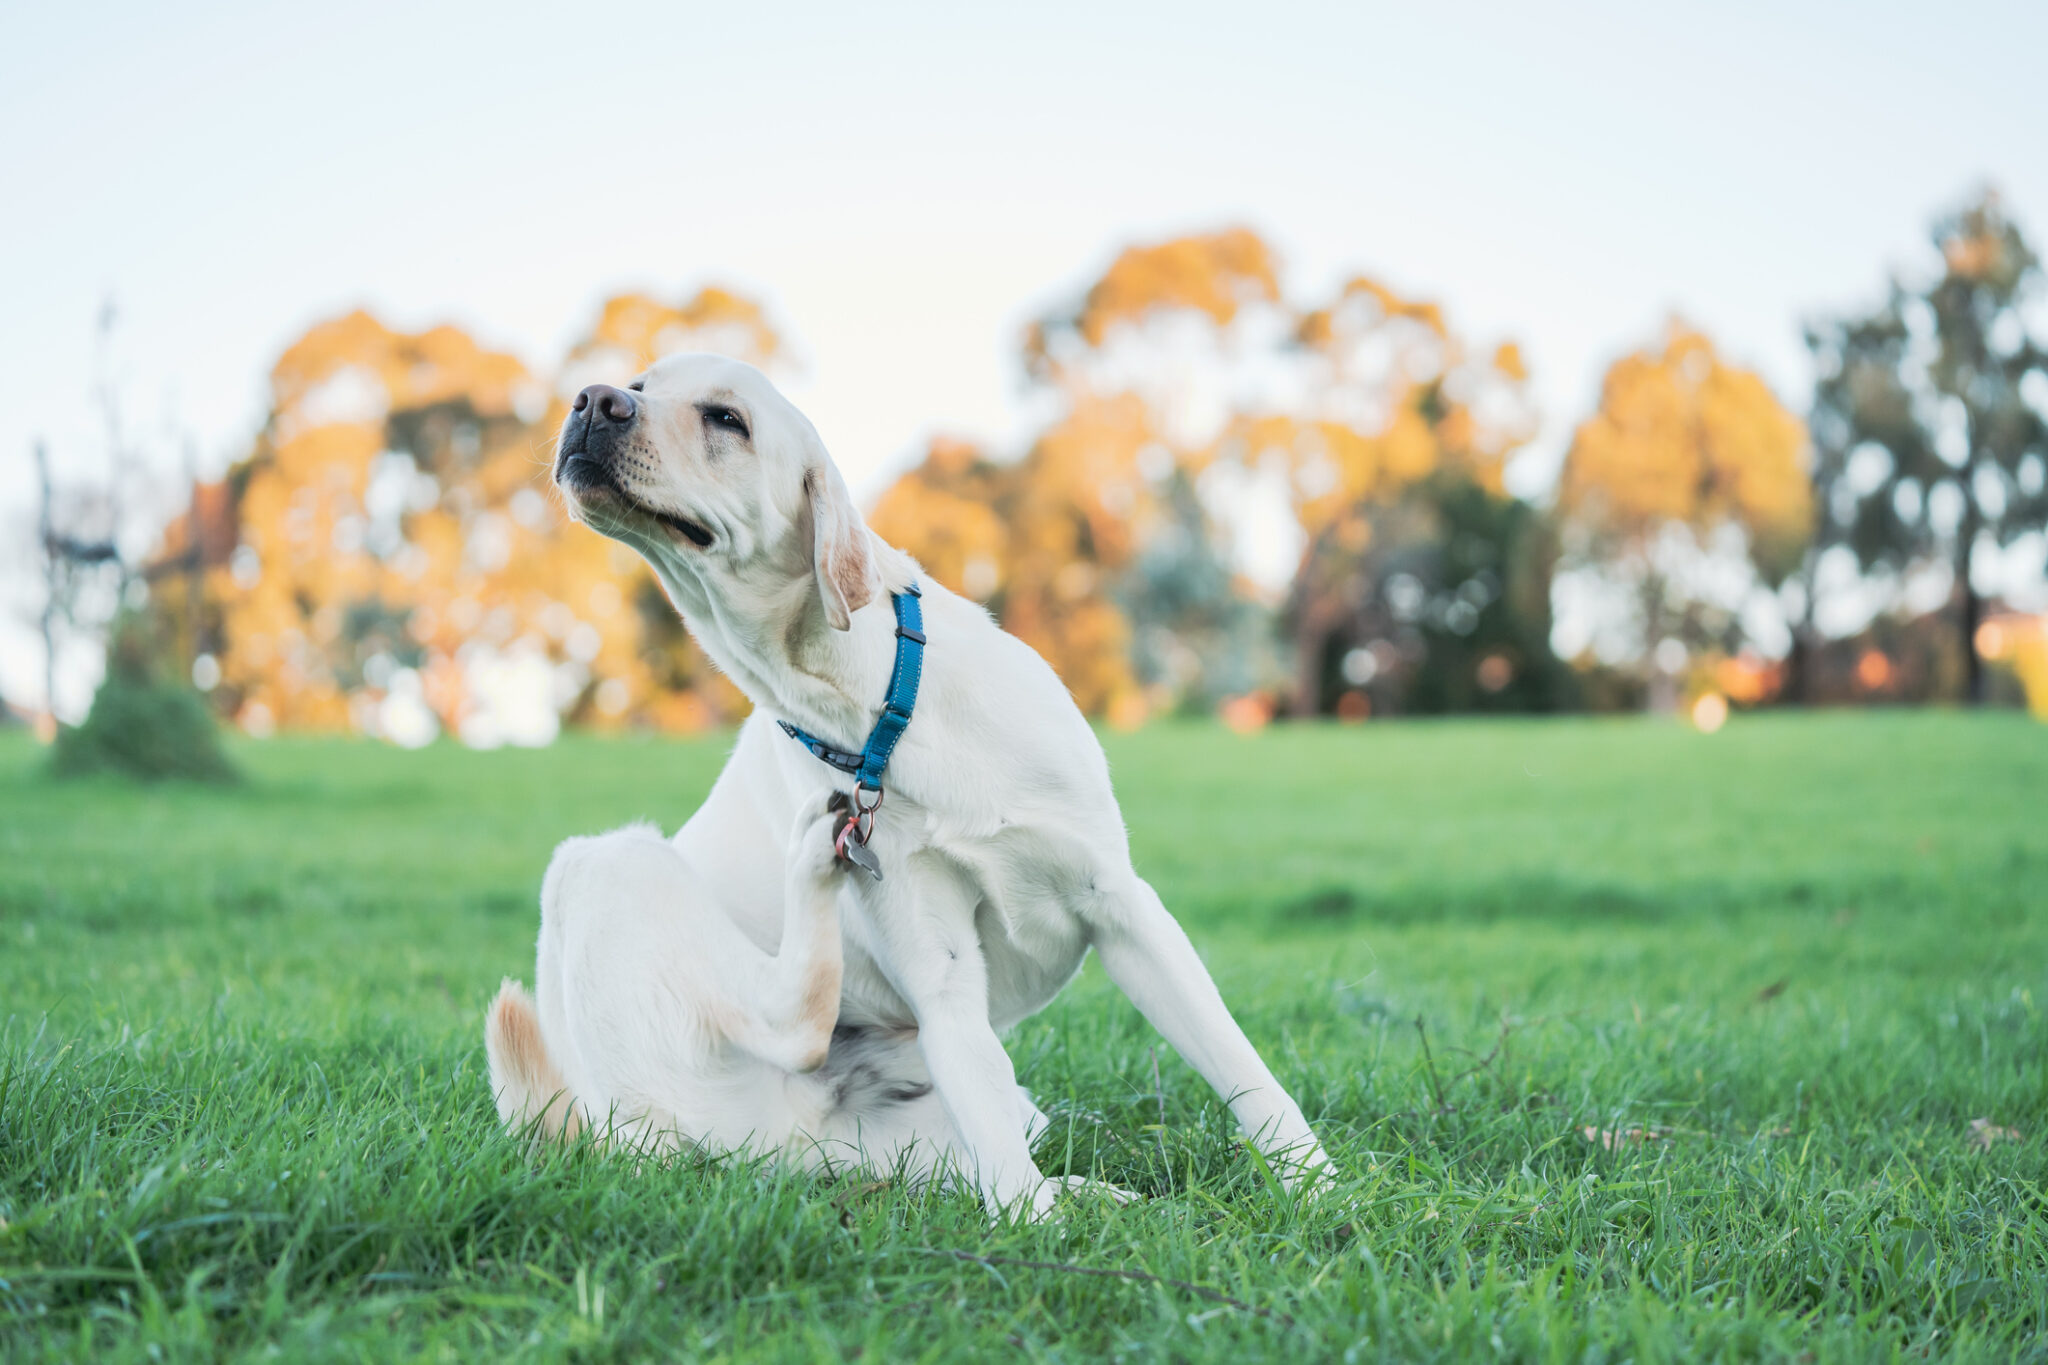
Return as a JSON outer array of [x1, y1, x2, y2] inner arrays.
[[2, 711, 2045, 1362]]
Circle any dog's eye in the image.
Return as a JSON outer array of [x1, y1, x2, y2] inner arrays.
[[701, 405, 749, 438], [627, 379, 645, 392]]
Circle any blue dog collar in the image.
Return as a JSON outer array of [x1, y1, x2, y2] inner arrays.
[[776, 583, 924, 798]]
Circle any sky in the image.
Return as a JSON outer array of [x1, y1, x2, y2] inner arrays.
[[3, 0, 2046, 714]]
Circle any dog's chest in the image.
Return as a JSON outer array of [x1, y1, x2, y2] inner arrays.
[[833, 850, 1092, 1034]]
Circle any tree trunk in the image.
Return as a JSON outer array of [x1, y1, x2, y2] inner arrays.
[[1957, 504, 1984, 705], [1785, 555, 1819, 706], [185, 446, 204, 675], [1959, 555, 1985, 705], [35, 441, 58, 734], [1640, 567, 1679, 714], [1291, 610, 1332, 718]]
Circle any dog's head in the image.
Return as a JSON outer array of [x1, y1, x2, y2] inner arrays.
[[553, 354, 877, 629]]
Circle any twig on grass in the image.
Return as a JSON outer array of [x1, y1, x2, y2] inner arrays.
[[1413, 1015, 1448, 1113], [1443, 1011, 1516, 1091], [921, 1248, 1296, 1328], [1408, 1009, 1583, 1118]]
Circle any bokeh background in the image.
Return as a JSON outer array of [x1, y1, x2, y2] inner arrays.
[[5, 0, 2047, 748]]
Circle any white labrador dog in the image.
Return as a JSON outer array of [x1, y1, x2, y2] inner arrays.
[[486, 355, 1329, 1217]]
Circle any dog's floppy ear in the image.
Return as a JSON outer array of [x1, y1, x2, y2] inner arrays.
[[805, 458, 877, 631]]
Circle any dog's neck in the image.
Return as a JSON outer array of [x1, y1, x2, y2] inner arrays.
[[644, 530, 916, 749]]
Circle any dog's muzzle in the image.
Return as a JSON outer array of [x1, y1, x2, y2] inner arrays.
[[556, 383, 638, 487]]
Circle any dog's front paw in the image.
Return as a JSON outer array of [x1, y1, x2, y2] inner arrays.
[[790, 789, 854, 884]]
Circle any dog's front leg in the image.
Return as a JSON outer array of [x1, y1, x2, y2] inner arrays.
[[861, 859, 1053, 1220]]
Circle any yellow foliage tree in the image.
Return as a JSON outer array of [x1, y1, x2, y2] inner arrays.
[[1560, 323, 1810, 572], [1247, 276, 1537, 711], [195, 288, 778, 742], [881, 229, 1537, 718], [1025, 227, 1281, 367], [869, 421, 1142, 716], [885, 231, 1286, 717], [563, 286, 783, 386], [1557, 322, 1811, 684], [1275, 277, 1532, 531]]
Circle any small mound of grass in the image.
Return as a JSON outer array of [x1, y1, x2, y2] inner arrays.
[[50, 628, 237, 784]]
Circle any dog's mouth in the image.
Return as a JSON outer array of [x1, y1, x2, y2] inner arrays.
[[559, 456, 714, 548]]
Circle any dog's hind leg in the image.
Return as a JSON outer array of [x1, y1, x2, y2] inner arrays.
[[1089, 874, 1330, 1183]]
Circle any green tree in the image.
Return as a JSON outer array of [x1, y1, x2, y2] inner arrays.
[[1287, 475, 1573, 716], [1804, 190, 2048, 703], [1555, 322, 1810, 706]]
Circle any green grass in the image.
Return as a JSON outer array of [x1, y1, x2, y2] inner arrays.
[[2, 711, 2045, 1362]]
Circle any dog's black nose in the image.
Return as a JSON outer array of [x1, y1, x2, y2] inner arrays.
[[574, 384, 637, 426]]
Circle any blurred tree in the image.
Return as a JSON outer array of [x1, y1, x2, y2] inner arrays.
[[51, 616, 237, 782], [870, 425, 1141, 716], [866, 437, 1010, 603], [1024, 227, 1281, 374], [1261, 276, 1538, 711], [884, 228, 1293, 718], [173, 287, 777, 742], [1557, 322, 1810, 702], [31, 440, 122, 732], [219, 310, 556, 734], [1114, 467, 1274, 715], [25, 303, 165, 734], [562, 286, 783, 388], [1287, 475, 1573, 716], [883, 230, 1540, 719], [1803, 190, 2048, 703]]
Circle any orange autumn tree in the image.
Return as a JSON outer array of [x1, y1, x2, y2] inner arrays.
[[219, 310, 551, 738], [1240, 275, 1538, 710], [879, 230, 1286, 717], [1556, 321, 1811, 690], [869, 401, 1162, 717], [561, 286, 783, 389], [878, 229, 1540, 718], [201, 287, 780, 742]]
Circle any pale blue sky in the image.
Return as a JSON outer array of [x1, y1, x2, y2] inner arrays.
[[3, 0, 2045, 712]]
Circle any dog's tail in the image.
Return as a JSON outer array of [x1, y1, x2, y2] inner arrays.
[[484, 979, 582, 1141]]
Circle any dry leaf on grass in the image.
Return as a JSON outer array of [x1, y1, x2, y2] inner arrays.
[[1967, 1118, 2021, 1152], [1579, 1126, 1670, 1151], [831, 1179, 890, 1208]]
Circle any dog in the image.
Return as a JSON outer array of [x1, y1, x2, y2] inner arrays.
[[486, 354, 1330, 1217]]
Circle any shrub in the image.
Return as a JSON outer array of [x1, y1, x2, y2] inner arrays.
[[51, 626, 238, 783]]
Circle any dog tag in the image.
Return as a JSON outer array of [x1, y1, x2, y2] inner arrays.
[[842, 836, 884, 882]]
